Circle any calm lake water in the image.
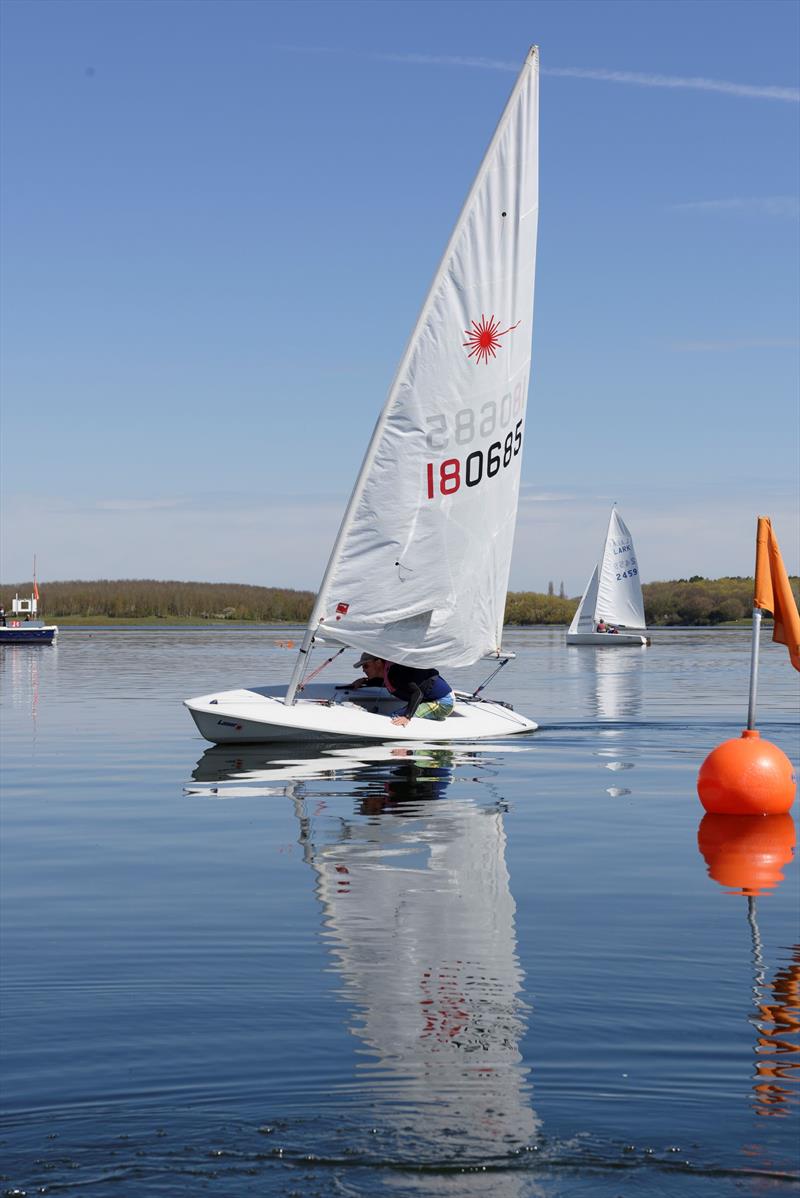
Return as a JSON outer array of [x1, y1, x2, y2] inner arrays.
[[1, 626, 798, 1197]]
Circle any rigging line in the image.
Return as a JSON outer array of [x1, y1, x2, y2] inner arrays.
[[298, 645, 346, 691], [471, 656, 512, 697]]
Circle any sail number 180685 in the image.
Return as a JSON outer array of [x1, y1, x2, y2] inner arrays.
[[425, 420, 522, 498]]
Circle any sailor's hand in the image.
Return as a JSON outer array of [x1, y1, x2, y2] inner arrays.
[[391, 715, 411, 727], [349, 678, 366, 689]]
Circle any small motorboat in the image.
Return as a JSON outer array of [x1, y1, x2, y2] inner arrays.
[[0, 579, 58, 646]]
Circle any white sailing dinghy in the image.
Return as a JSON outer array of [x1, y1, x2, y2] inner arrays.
[[185, 47, 540, 744], [566, 507, 650, 647]]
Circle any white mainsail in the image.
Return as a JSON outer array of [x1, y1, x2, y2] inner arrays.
[[569, 508, 646, 633], [294, 48, 539, 677]]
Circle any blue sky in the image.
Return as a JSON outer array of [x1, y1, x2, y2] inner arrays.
[[2, 0, 798, 595]]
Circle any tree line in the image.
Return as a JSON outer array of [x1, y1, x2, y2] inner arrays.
[[641, 575, 797, 626], [2, 575, 796, 625], [2, 579, 316, 623]]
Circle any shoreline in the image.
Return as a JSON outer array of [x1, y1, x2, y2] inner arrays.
[[35, 617, 757, 630]]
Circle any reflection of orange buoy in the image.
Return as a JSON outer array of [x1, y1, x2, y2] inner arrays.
[[698, 813, 796, 895], [697, 730, 796, 815]]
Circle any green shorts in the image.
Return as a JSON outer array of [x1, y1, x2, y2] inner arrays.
[[414, 693, 455, 721]]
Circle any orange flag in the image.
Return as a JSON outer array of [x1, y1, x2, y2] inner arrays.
[[754, 517, 800, 672]]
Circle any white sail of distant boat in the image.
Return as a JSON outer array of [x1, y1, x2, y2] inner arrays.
[[566, 507, 650, 647], [186, 47, 541, 743]]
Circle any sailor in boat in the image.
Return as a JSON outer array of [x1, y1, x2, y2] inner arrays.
[[349, 654, 455, 728], [596, 618, 607, 633]]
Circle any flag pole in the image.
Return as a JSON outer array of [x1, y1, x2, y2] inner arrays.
[[697, 516, 796, 817], [746, 606, 762, 731]]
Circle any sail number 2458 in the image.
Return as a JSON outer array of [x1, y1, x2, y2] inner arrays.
[[426, 420, 522, 497]]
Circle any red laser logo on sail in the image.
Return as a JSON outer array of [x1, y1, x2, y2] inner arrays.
[[463, 314, 520, 365]]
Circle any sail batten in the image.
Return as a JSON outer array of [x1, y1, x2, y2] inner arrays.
[[299, 48, 539, 671]]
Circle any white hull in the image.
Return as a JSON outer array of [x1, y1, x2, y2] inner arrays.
[[185, 683, 537, 744], [566, 631, 649, 647]]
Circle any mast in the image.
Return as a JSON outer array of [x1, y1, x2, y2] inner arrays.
[[285, 46, 539, 705]]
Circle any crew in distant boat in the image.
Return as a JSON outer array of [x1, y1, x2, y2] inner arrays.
[[596, 618, 607, 633], [0, 606, 5, 627], [350, 653, 455, 727]]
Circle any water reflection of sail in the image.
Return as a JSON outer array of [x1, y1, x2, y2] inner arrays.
[[588, 648, 643, 722], [301, 751, 539, 1180]]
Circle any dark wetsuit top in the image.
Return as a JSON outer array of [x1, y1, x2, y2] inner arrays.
[[366, 664, 452, 719]]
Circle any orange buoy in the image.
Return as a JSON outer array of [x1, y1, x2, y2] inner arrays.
[[697, 812, 796, 895], [697, 729, 796, 815]]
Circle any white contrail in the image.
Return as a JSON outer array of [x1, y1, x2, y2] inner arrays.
[[672, 337, 799, 352], [543, 65, 799, 102], [377, 51, 519, 72], [278, 45, 799, 102], [375, 51, 800, 102], [96, 498, 185, 512], [671, 196, 800, 216]]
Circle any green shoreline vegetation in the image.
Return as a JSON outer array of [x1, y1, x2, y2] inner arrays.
[[2, 576, 796, 627]]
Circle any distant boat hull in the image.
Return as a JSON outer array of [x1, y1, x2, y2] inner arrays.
[[0, 625, 58, 645], [566, 630, 649, 647], [185, 683, 537, 744]]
